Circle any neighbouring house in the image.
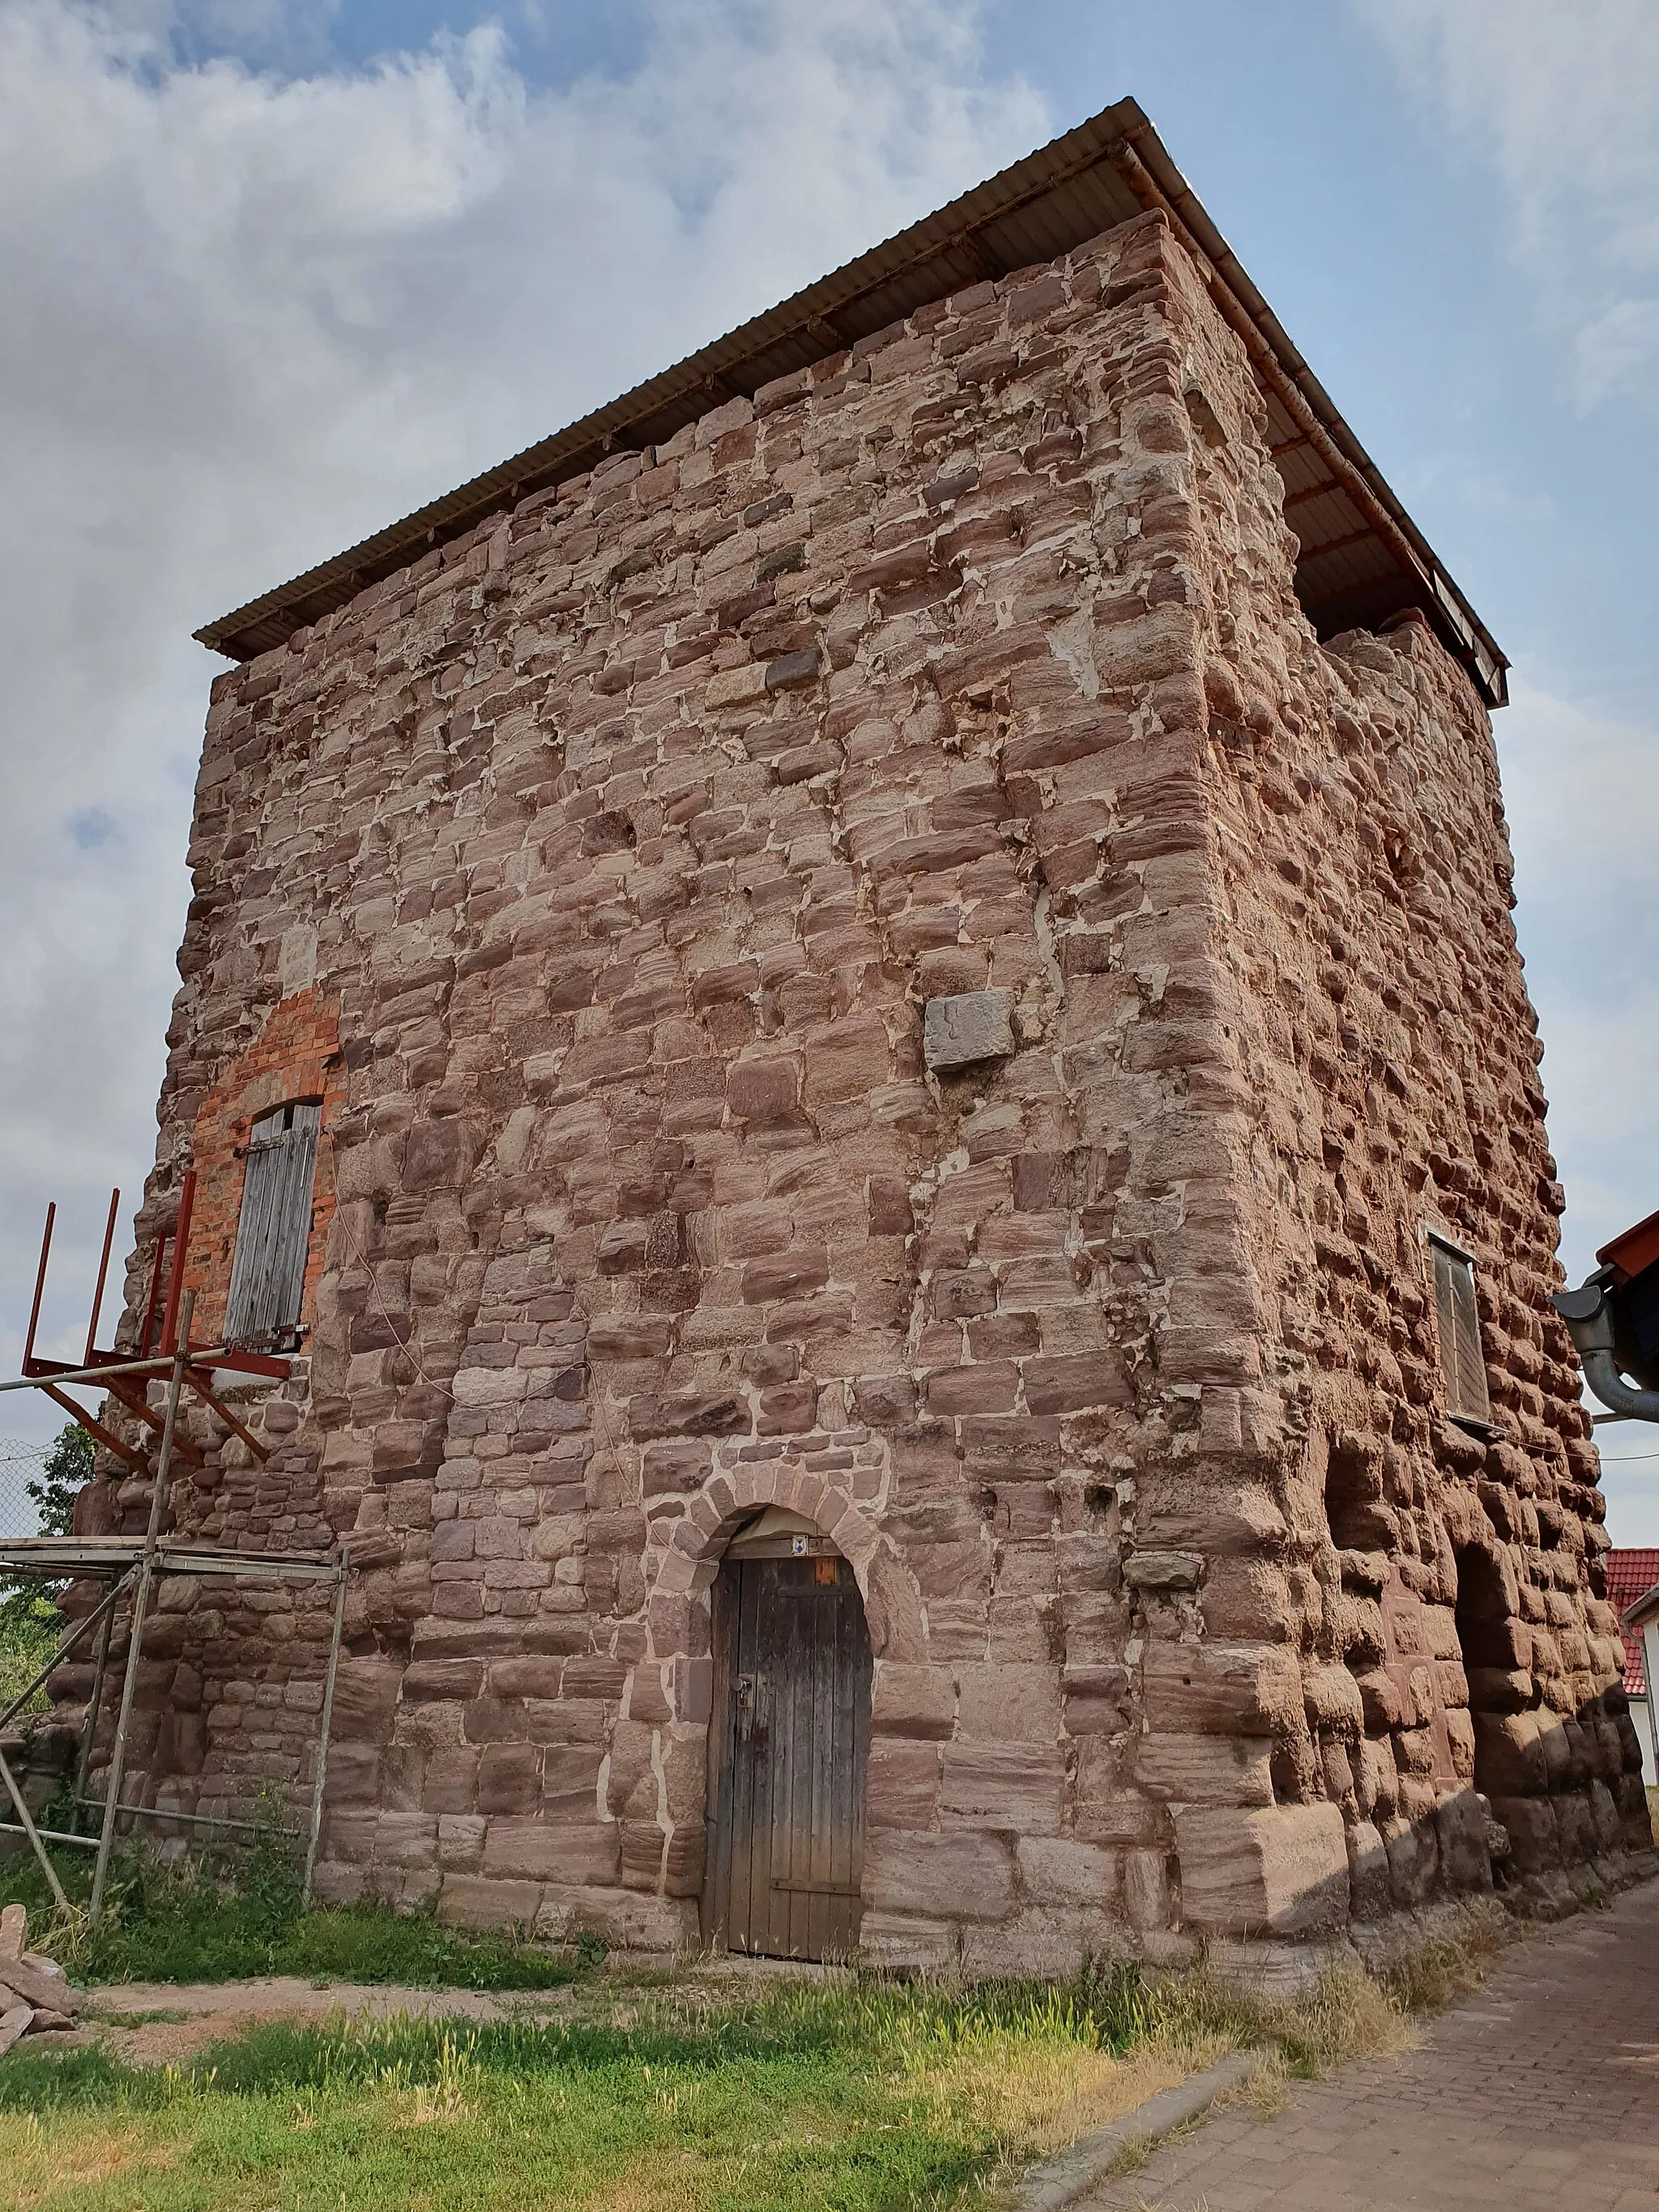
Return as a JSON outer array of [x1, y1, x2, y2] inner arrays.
[[55, 100, 1651, 1974], [1610, 1551, 1659, 1786]]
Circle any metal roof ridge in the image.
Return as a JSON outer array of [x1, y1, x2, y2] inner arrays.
[[192, 97, 1145, 659], [194, 97, 1507, 705]]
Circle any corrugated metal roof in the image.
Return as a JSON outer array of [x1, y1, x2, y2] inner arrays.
[[195, 98, 1508, 706]]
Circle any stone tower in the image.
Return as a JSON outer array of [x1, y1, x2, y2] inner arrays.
[[71, 101, 1648, 1974]]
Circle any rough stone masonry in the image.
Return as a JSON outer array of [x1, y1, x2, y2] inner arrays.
[[54, 120, 1651, 1974]]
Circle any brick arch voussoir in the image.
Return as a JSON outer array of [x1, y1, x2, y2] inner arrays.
[[655, 1464, 925, 1662]]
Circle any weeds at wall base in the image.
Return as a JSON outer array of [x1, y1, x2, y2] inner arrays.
[[0, 1820, 591, 1992]]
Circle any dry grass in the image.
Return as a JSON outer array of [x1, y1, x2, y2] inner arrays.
[[1374, 1910, 1508, 2018], [1077, 1919, 1506, 2183], [7, 2117, 178, 2207], [909, 2033, 1223, 2158]]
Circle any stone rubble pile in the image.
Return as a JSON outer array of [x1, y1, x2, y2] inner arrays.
[[0, 1903, 76, 2053]]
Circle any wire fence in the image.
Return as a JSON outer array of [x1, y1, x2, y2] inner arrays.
[[0, 1441, 67, 1717], [0, 1441, 57, 1540]]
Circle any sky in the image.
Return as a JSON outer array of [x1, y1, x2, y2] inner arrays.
[[1, 0, 1656, 1532]]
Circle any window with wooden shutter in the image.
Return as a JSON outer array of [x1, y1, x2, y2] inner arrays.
[[1428, 1232, 1493, 1427], [223, 1101, 321, 1348]]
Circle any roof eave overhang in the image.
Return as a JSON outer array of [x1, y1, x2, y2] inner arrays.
[[194, 98, 1508, 709]]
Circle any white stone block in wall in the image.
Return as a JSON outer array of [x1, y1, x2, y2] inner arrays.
[[923, 990, 1016, 1072]]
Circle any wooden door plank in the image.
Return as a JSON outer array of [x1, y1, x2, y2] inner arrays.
[[810, 1568, 834, 1959], [841, 1571, 872, 1951], [777, 1564, 805, 1958], [739, 1557, 774, 1955], [730, 1562, 757, 1952], [703, 1562, 737, 1950], [830, 1569, 856, 1955], [758, 1560, 783, 1957], [804, 1571, 825, 1960]]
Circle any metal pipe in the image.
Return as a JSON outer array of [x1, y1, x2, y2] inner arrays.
[[1553, 1283, 1659, 1423], [0, 1347, 235, 1396], [72, 1796, 297, 1839], [72, 1598, 117, 1831], [0, 1747, 69, 1911], [139, 1233, 168, 1362], [0, 1575, 131, 1739], [23, 1204, 54, 1370], [158, 1173, 196, 1357], [303, 1565, 349, 1905], [0, 1820, 96, 1850], [90, 1292, 192, 1925], [88, 1578, 153, 1922], [1580, 1349, 1659, 1424], [84, 1188, 122, 1366], [193, 1387, 270, 1466], [39, 1382, 150, 1477]]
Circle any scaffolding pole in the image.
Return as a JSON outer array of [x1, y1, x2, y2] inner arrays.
[[71, 1600, 117, 1826], [3, 1194, 345, 1923], [304, 1563, 349, 1907], [88, 1294, 191, 1924], [0, 1574, 133, 1903]]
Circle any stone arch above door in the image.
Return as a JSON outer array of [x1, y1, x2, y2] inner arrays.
[[643, 1463, 927, 1667]]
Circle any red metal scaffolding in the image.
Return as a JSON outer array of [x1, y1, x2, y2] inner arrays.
[[2, 1184, 348, 1922]]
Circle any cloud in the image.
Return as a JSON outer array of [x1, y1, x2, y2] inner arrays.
[[1497, 673, 1659, 1541], [1360, 1, 1659, 1536], [1498, 676, 1659, 1273], [0, 0, 1044, 1422], [1358, 0, 1659, 409]]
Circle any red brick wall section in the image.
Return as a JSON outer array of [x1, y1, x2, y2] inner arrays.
[[183, 990, 345, 1345]]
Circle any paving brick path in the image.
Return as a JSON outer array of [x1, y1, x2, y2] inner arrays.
[[1083, 1882, 1659, 2212]]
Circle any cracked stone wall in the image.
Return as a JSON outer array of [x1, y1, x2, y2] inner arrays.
[[61, 202, 1644, 1966]]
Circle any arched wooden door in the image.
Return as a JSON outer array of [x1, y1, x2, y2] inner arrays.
[[703, 1544, 872, 1959]]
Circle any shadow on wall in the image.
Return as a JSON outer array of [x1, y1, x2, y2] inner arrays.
[[1198, 1442, 1657, 1950], [1454, 1539, 1648, 1889]]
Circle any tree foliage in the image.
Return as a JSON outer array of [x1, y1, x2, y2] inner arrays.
[[28, 1421, 91, 1538], [0, 1421, 91, 1704]]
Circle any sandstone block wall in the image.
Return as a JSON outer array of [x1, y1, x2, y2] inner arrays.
[[66, 203, 1646, 1965]]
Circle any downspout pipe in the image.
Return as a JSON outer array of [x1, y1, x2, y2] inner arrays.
[[1554, 1279, 1659, 1423]]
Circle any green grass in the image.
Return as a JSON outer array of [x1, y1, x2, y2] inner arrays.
[[0, 1819, 587, 1991], [0, 1906, 1508, 2212], [0, 1970, 1227, 2212]]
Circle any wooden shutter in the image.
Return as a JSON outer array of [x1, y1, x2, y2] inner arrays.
[[223, 1102, 321, 1346], [1431, 1237, 1492, 1424]]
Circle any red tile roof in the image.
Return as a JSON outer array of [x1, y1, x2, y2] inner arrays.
[[1605, 1549, 1659, 1694]]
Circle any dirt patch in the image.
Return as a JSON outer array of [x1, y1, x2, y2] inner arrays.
[[75, 1975, 574, 2065], [74, 1961, 807, 2065]]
